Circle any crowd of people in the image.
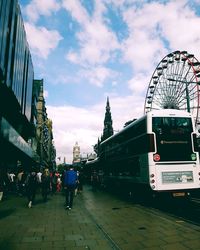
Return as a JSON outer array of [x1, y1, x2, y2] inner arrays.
[[0, 165, 84, 209]]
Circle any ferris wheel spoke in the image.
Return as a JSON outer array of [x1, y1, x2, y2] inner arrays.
[[177, 86, 193, 98], [144, 51, 200, 126], [153, 95, 166, 106], [180, 63, 192, 80], [176, 91, 196, 105], [170, 90, 197, 110]]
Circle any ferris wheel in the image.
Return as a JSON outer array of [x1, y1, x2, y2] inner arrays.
[[144, 50, 200, 127]]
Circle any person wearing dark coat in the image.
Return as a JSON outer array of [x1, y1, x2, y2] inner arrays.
[[26, 169, 37, 208], [41, 168, 50, 202]]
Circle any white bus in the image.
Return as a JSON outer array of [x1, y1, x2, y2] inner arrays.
[[98, 109, 200, 198]]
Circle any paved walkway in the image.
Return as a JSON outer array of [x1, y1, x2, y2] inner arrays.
[[0, 186, 200, 250]]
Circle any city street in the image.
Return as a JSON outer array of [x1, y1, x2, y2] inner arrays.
[[0, 186, 200, 250]]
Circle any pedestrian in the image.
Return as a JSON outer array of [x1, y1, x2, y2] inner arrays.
[[61, 169, 65, 193], [41, 168, 50, 202], [17, 169, 25, 196], [77, 170, 84, 194], [8, 171, 16, 193], [91, 170, 99, 191], [64, 165, 78, 210], [25, 168, 37, 208], [0, 169, 5, 201], [56, 175, 62, 192], [36, 168, 42, 184], [51, 171, 57, 195], [74, 171, 79, 196]]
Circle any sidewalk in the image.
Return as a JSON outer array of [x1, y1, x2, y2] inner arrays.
[[0, 186, 200, 250], [0, 188, 114, 250]]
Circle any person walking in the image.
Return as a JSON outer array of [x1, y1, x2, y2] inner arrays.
[[51, 171, 57, 195], [17, 169, 25, 196], [36, 169, 42, 192], [91, 170, 99, 191], [41, 168, 50, 202], [64, 165, 78, 210], [77, 170, 84, 194], [0, 169, 5, 201], [56, 175, 62, 192], [25, 168, 37, 208], [8, 171, 16, 194]]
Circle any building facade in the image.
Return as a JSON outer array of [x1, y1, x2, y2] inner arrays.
[[0, 1, 56, 170], [0, 0, 37, 169], [32, 79, 56, 169]]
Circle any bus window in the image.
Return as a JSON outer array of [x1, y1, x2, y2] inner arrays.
[[153, 117, 192, 135], [152, 117, 194, 161], [152, 117, 162, 134]]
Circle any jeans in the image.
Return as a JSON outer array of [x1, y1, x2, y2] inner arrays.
[[65, 185, 75, 208]]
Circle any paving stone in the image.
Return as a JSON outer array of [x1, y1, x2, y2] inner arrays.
[[0, 187, 199, 250]]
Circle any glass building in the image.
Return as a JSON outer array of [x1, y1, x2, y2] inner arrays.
[[0, 0, 37, 168]]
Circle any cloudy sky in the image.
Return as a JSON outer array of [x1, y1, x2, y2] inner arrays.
[[19, 0, 200, 163]]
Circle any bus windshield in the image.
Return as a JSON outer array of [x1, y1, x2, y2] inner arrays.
[[152, 117, 195, 161]]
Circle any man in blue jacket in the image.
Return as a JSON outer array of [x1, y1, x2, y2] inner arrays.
[[64, 165, 78, 210]]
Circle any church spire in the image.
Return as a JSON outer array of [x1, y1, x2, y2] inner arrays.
[[102, 97, 114, 141]]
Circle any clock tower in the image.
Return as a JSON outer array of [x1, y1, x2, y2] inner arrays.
[[73, 142, 80, 163]]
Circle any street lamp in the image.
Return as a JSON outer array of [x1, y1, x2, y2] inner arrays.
[[167, 78, 199, 113]]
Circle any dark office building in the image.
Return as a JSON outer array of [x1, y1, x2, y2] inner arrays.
[[0, 0, 37, 169]]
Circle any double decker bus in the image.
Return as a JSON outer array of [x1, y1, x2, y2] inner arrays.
[[98, 109, 200, 198]]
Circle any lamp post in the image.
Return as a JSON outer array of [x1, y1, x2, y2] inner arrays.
[[167, 78, 199, 113]]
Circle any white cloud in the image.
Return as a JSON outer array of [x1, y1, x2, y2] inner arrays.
[[24, 23, 63, 59], [46, 94, 144, 163], [63, 1, 121, 88], [47, 105, 104, 163], [121, 0, 200, 73], [112, 81, 117, 86], [77, 20, 120, 65], [63, 0, 120, 67], [65, 51, 79, 64], [121, 3, 167, 73], [62, 0, 90, 25], [160, 1, 200, 59], [24, 0, 61, 23], [109, 95, 144, 131], [80, 66, 118, 87], [128, 74, 150, 95]]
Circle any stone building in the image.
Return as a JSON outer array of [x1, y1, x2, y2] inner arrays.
[[34, 79, 56, 169], [73, 142, 81, 164]]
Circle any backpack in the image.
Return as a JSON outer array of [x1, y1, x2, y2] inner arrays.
[[64, 170, 77, 186]]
